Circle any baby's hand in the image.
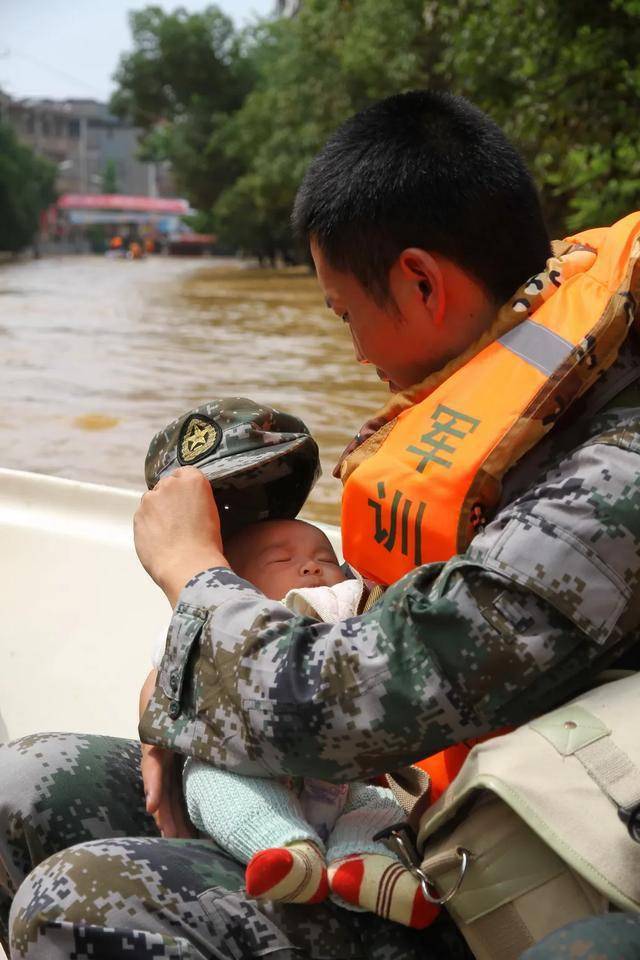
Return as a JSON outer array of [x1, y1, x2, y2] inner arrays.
[[142, 742, 195, 838]]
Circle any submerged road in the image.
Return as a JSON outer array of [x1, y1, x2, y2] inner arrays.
[[0, 254, 387, 524]]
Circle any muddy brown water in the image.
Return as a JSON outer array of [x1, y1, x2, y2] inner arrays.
[[0, 255, 388, 526]]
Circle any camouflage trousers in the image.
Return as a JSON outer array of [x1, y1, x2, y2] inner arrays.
[[521, 914, 640, 959], [0, 733, 462, 960], [3, 735, 639, 960]]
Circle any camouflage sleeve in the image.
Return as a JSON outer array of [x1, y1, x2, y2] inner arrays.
[[140, 431, 640, 781]]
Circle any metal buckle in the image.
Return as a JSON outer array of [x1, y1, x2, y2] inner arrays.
[[373, 821, 421, 863], [373, 822, 471, 905], [618, 802, 640, 844]]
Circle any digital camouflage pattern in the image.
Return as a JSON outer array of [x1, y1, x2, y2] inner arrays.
[[4, 371, 640, 960], [0, 735, 636, 959], [521, 913, 640, 959], [141, 223, 640, 777], [0, 733, 455, 959], [140, 336, 640, 781], [145, 398, 320, 535], [5, 284, 640, 957], [0, 734, 154, 955]]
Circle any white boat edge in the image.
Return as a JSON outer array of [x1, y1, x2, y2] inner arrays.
[[0, 467, 342, 747]]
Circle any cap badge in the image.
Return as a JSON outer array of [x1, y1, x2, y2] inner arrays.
[[178, 414, 222, 465]]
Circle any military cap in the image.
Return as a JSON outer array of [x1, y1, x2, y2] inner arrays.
[[145, 398, 320, 535]]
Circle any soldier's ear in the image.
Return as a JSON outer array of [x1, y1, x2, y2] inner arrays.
[[389, 249, 445, 326]]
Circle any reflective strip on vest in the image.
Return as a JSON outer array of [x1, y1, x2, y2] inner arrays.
[[499, 320, 574, 376]]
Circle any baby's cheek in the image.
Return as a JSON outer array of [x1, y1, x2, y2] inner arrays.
[[329, 568, 348, 586], [245, 568, 278, 599], [264, 569, 295, 600]]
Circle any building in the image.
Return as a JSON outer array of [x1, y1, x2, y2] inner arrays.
[[0, 91, 174, 198], [275, 0, 300, 15], [50, 193, 215, 256]]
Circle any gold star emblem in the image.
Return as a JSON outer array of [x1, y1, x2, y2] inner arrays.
[[179, 416, 221, 463]]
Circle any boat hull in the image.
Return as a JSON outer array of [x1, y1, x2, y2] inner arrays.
[[0, 469, 341, 744]]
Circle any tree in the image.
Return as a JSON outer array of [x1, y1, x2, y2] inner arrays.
[[219, 0, 640, 248], [0, 121, 57, 253], [430, 0, 640, 233], [110, 5, 255, 212], [111, 1, 640, 258], [101, 158, 119, 194], [210, 0, 431, 258]]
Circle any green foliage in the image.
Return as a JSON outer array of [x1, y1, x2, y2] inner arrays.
[[112, 0, 640, 259], [101, 159, 119, 194], [210, 0, 431, 257], [110, 5, 254, 210], [0, 121, 57, 253], [431, 0, 640, 233], [110, 5, 251, 125]]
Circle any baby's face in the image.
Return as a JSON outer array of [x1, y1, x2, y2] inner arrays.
[[225, 519, 346, 600]]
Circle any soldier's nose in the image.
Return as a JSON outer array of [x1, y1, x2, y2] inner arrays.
[[350, 327, 370, 365]]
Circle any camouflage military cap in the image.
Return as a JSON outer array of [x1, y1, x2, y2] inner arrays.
[[145, 398, 320, 534]]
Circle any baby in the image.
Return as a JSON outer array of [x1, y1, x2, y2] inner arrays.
[[145, 398, 436, 928], [180, 517, 437, 929]]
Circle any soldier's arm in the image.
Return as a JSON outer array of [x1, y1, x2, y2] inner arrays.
[[141, 428, 640, 781], [139, 668, 158, 721]]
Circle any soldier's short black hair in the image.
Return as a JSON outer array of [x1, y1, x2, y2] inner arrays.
[[292, 90, 551, 306]]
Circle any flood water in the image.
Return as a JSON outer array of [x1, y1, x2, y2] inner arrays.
[[0, 255, 388, 525]]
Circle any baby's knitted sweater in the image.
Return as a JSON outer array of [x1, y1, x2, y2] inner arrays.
[[182, 577, 387, 858]]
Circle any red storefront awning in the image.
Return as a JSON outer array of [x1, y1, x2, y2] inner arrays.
[[58, 194, 190, 214]]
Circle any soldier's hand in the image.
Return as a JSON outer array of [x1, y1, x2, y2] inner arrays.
[[142, 743, 196, 839], [134, 466, 229, 606]]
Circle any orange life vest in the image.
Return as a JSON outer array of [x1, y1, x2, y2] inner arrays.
[[342, 213, 640, 586]]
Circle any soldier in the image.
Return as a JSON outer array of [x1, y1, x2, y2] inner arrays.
[[2, 89, 640, 959]]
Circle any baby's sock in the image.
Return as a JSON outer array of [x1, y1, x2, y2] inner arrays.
[[246, 840, 328, 904], [328, 853, 440, 928]]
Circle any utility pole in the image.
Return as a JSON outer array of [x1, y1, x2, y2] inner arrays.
[[79, 115, 88, 193], [147, 161, 158, 198]]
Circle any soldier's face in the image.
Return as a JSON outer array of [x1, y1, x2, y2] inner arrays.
[[310, 238, 437, 391], [225, 519, 346, 600], [310, 238, 492, 391]]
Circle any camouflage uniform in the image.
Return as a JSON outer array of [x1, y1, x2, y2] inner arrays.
[[139, 338, 640, 780], [0, 734, 457, 959], [521, 914, 640, 959], [2, 342, 640, 957]]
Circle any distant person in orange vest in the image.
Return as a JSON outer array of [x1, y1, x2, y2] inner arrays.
[[106, 235, 124, 259]]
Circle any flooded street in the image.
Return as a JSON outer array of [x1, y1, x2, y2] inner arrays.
[[0, 255, 387, 525]]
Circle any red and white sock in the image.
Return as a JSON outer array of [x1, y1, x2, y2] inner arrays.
[[246, 840, 328, 904], [328, 853, 440, 928]]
